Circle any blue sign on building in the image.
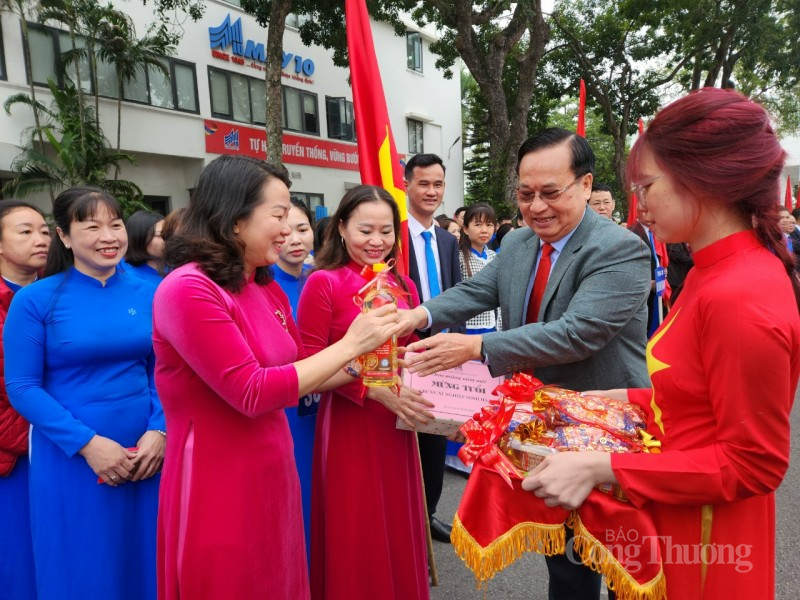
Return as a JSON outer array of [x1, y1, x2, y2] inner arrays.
[[209, 14, 315, 76]]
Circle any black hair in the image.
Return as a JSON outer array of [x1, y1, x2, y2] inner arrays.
[[0, 200, 46, 240], [289, 197, 314, 225], [164, 155, 291, 291], [45, 187, 123, 277], [591, 182, 613, 194], [459, 202, 495, 278], [494, 223, 514, 248], [313, 216, 331, 256], [435, 215, 456, 229], [792, 207, 800, 220], [315, 185, 401, 269], [404, 153, 446, 182], [454, 206, 466, 218], [313, 185, 409, 294], [125, 210, 164, 267], [517, 127, 595, 178]]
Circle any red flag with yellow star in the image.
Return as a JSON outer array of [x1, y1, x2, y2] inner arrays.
[[345, 0, 408, 275]]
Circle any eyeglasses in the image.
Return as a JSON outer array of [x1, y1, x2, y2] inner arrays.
[[589, 200, 614, 208], [516, 175, 583, 205], [629, 175, 664, 207]]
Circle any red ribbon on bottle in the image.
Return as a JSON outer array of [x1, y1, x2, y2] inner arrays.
[[352, 259, 410, 307]]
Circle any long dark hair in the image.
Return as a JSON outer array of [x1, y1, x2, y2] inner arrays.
[[315, 185, 401, 270], [626, 88, 800, 311], [164, 155, 291, 291], [290, 197, 314, 224], [459, 202, 495, 278], [125, 210, 163, 267], [45, 187, 122, 277], [314, 185, 408, 292]]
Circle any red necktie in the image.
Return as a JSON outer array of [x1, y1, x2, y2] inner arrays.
[[525, 243, 554, 324]]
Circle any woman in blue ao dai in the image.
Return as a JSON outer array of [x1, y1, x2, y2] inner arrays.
[[4, 188, 165, 600]]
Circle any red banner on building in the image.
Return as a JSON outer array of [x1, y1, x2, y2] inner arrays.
[[204, 119, 360, 171]]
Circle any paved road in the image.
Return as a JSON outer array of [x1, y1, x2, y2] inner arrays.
[[430, 389, 800, 599]]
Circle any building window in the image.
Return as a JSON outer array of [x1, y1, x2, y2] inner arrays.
[[286, 13, 311, 30], [209, 67, 268, 125], [325, 97, 355, 142], [25, 23, 198, 113], [406, 32, 422, 72], [142, 195, 170, 216], [283, 86, 319, 135], [290, 191, 324, 214], [0, 24, 7, 81], [407, 119, 424, 154], [26, 24, 92, 92]]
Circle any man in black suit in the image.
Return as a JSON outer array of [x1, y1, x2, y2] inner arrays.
[[404, 153, 462, 543], [628, 203, 663, 336]]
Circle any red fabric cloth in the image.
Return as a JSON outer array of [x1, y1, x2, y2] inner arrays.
[[455, 462, 664, 593], [345, 0, 409, 275], [298, 262, 429, 600], [612, 230, 800, 598], [525, 243, 554, 324], [576, 79, 586, 137], [153, 264, 308, 600], [0, 278, 29, 476]]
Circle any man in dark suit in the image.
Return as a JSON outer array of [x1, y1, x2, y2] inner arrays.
[[399, 129, 651, 599], [403, 153, 462, 543], [629, 204, 663, 335]]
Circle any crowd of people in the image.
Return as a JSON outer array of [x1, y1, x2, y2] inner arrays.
[[0, 88, 798, 600]]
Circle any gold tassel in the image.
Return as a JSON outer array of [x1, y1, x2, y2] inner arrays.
[[451, 513, 566, 587], [567, 513, 667, 600]]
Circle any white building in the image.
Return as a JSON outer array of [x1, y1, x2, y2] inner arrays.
[[0, 1, 464, 217]]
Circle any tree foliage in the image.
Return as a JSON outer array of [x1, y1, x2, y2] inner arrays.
[[549, 0, 697, 196], [241, 0, 295, 168], [284, 1, 550, 206], [4, 80, 146, 215]]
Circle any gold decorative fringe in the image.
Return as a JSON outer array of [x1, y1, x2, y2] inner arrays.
[[451, 513, 566, 587], [567, 512, 667, 600]]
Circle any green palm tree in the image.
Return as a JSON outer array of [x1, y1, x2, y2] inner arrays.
[[95, 15, 174, 178], [0, 0, 54, 201], [58, 0, 119, 132], [4, 79, 147, 215], [38, 0, 90, 166]]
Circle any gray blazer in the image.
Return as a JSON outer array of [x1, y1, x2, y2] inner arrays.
[[423, 209, 651, 391]]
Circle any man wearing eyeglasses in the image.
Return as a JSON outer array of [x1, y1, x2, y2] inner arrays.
[[588, 183, 616, 219], [399, 127, 651, 600]]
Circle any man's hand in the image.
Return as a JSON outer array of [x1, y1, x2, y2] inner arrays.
[[403, 333, 482, 376], [397, 307, 429, 338]]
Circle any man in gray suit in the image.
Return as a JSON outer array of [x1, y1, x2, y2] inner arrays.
[[399, 128, 650, 600]]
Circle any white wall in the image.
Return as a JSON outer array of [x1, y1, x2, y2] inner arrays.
[[0, 2, 464, 217]]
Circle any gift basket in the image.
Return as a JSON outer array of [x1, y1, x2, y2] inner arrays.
[[452, 374, 666, 600]]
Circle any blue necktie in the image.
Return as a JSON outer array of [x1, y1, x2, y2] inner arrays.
[[420, 231, 441, 298]]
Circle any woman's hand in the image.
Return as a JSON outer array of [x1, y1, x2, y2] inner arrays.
[[341, 304, 404, 358], [78, 435, 137, 487], [368, 385, 435, 429], [130, 430, 166, 482], [521, 451, 615, 511]]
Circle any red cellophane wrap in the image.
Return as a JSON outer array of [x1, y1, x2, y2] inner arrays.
[[453, 374, 666, 600]]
